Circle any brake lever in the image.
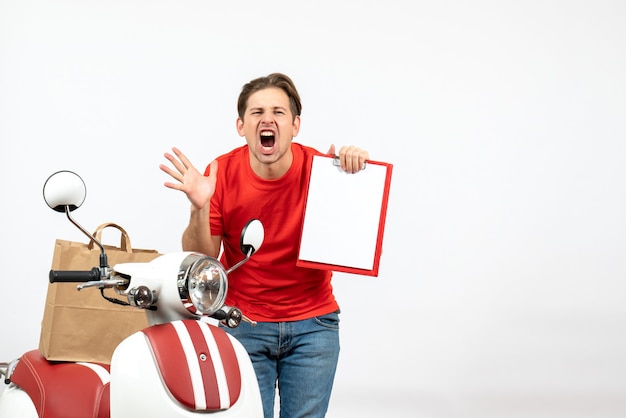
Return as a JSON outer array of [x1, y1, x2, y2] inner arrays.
[[77, 278, 127, 291]]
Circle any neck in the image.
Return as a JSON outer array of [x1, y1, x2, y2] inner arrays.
[[250, 150, 293, 180]]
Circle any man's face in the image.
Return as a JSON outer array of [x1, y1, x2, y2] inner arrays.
[[237, 87, 300, 173]]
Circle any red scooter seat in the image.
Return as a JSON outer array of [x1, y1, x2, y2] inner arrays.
[[10, 349, 110, 418]]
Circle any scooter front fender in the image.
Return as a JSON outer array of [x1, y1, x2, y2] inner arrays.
[[110, 320, 263, 417]]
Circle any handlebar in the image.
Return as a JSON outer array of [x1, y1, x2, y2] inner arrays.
[[49, 268, 101, 283]]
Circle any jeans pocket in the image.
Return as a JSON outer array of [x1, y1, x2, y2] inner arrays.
[[314, 311, 340, 330]]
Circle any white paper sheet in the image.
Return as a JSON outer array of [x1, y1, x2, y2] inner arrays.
[[299, 155, 389, 271]]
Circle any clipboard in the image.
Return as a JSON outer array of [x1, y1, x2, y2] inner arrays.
[[297, 154, 393, 276]]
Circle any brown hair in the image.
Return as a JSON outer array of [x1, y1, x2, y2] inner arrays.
[[237, 73, 302, 121]]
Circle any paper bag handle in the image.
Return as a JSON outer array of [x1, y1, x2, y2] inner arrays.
[[87, 222, 133, 253]]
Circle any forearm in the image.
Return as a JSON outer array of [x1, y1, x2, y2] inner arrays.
[[181, 205, 220, 258]]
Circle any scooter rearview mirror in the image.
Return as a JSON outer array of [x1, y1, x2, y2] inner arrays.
[[43, 170, 86, 213], [43, 170, 107, 267], [240, 219, 264, 256], [226, 219, 265, 276]]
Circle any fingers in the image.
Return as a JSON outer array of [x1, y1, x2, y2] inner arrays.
[[160, 156, 184, 185], [171, 147, 194, 170], [162, 180, 185, 191], [160, 147, 199, 184], [160, 148, 217, 209], [163, 148, 188, 173], [336, 145, 369, 174]]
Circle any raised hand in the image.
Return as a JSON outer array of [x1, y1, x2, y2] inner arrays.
[[160, 147, 218, 210]]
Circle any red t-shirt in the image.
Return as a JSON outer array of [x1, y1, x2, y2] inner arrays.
[[206, 143, 339, 322]]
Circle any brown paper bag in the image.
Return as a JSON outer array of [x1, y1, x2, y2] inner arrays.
[[39, 222, 161, 364]]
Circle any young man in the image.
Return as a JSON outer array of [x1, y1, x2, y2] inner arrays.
[[160, 73, 368, 418]]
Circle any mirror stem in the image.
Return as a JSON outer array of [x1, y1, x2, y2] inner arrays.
[[64, 206, 108, 269], [225, 249, 252, 275]]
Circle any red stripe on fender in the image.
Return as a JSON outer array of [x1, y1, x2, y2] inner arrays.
[[144, 320, 242, 411], [143, 323, 195, 409], [182, 320, 221, 409], [209, 325, 242, 406]]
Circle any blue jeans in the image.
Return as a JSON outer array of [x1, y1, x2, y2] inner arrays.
[[223, 311, 340, 418]]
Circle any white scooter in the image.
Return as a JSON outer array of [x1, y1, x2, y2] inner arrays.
[[0, 170, 264, 417]]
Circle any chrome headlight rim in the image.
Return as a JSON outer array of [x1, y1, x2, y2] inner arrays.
[[177, 253, 228, 316]]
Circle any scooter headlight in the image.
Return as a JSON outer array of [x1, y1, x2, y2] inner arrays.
[[178, 254, 227, 316]]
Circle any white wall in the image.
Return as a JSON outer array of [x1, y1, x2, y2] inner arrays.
[[1, 1, 625, 417]]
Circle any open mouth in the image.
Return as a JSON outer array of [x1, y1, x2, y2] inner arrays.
[[260, 130, 275, 149]]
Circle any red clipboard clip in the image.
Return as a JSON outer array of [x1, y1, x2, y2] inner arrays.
[[332, 155, 367, 170]]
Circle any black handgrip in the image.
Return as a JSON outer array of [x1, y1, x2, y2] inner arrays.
[[211, 310, 227, 321], [49, 268, 101, 283]]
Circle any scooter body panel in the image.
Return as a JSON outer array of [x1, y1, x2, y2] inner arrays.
[[0, 384, 38, 418]]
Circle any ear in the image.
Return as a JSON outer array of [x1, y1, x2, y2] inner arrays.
[[236, 117, 245, 136], [292, 115, 301, 137]]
